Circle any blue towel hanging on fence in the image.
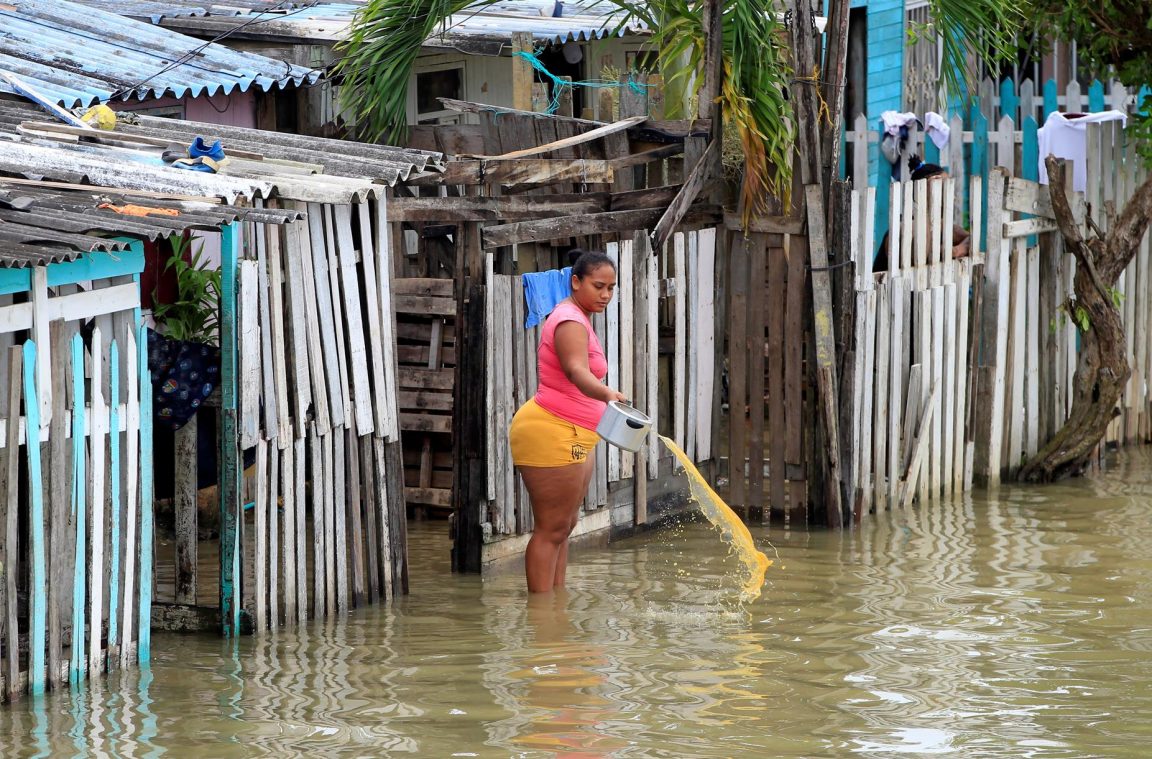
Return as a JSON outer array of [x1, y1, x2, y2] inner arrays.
[[522, 267, 572, 328]]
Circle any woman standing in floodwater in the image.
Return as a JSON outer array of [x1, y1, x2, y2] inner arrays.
[[509, 249, 626, 593]]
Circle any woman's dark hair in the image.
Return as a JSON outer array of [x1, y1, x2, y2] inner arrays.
[[568, 248, 615, 278], [907, 154, 947, 181]]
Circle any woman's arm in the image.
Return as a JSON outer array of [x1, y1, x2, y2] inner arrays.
[[554, 321, 625, 402]]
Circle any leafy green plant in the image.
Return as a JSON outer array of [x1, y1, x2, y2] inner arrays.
[[602, 0, 794, 219], [333, 0, 501, 144], [152, 234, 221, 345]]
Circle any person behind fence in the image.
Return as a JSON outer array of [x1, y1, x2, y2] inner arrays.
[[874, 154, 971, 272], [509, 249, 627, 594]]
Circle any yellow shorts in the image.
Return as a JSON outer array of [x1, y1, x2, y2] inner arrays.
[[509, 398, 599, 467]]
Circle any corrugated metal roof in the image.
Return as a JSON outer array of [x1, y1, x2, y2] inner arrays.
[[92, 0, 646, 48], [0, 137, 279, 204], [63, 1, 321, 24], [0, 99, 444, 204], [0, 0, 323, 109], [0, 186, 303, 268]]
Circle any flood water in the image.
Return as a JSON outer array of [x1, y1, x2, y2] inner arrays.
[[5, 451, 1152, 757]]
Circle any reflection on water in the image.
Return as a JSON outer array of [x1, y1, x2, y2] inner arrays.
[[5, 449, 1152, 757]]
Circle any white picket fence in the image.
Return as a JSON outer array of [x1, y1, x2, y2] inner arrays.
[[851, 119, 1152, 500], [849, 177, 982, 510]]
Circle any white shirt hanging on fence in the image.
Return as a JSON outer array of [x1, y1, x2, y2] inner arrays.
[[924, 111, 950, 149], [1037, 110, 1127, 192]]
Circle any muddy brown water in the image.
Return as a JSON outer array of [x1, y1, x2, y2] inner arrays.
[[4, 450, 1152, 757]]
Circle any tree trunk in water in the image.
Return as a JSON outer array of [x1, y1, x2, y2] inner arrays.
[[1018, 158, 1152, 482], [1017, 266, 1127, 481]]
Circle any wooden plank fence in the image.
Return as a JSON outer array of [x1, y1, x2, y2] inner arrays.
[[160, 199, 408, 636], [849, 119, 1152, 497], [848, 178, 982, 510], [0, 248, 150, 699], [723, 226, 811, 525], [483, 227, 718, 542]]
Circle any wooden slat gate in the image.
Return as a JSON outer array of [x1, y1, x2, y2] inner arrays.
[[725, 229, 810, 525]]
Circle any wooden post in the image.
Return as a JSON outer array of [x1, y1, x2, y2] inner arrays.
[[47, 321, 71, 686], [789, 0, 824, 188], [633, 232, 650, 525], [804, 186, 845, 526], [728, 234, 750, 511], [451, 222, 487, 573], [174, 417, 197, 605], [700, 0, 724, 158], [512, 33, 534, 113], [2, 346, 21, 698], [87, 326, 105, 678], [137, 322, 154, 665], [219, 222, 242, 637], [69, 334, 86, 683], [820, 0, 852, 197]]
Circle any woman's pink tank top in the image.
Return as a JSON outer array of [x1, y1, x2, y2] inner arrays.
[[534, 301, 608, 431]]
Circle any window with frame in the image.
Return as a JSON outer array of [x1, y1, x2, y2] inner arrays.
[[412, 65, 464, 124]]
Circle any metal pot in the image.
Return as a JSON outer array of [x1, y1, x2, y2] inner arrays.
[[596, 401, 652, 452]]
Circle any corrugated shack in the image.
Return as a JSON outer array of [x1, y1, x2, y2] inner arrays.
[[0, 172, 302, 698], [0, 98, 443, 698], [0, 0, 320, 127], [80, 0, 652, 130]]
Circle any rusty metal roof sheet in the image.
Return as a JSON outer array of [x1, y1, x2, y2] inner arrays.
[[0, 0, 322, 109]]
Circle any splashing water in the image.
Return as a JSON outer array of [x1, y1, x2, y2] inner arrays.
[[658, 436, 772, 601]]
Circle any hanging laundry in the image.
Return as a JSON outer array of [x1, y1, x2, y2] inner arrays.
[[1037, 110, 1127, 192], [522, 266, 573, 329], [924, 111, 951, 149], [879, 111, 921, 177]]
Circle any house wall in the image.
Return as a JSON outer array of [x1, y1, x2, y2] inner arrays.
[[110, 91, 257, 128], [410, 36, 650, 125], [864, 0, 906, 245]]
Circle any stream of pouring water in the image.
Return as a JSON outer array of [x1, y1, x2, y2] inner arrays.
[[658, 436, 772, 601]]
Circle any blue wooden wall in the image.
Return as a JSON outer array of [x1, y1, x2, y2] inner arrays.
[[864, 0, 906, 246]]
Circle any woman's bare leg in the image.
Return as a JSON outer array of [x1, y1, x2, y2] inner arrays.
[[520, 461, 594, 593], [552, 459, 596, 588]]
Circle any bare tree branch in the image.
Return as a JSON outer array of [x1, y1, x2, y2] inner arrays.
[[1046, 156, 1112, 301], [1103, 173, 1152, 281]]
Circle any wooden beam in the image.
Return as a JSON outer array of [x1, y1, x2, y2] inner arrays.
[[482, 206, 717, 249], [651, 140, 716, 250], [511, 32, 534, 112], [404, 158, 614, 187], [610, 143, 684, 170], [388, 195, 605, 222], [473, 116, 648, 160], [723, 212, 804, 235]]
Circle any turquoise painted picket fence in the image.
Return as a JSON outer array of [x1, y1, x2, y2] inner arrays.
[[844, 77, 1152, 258]]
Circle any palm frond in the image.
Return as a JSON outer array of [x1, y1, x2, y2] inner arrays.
[[924, 0, 1025, 106], [334, 0, 499, 143], [602, 0, 794, 218]]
